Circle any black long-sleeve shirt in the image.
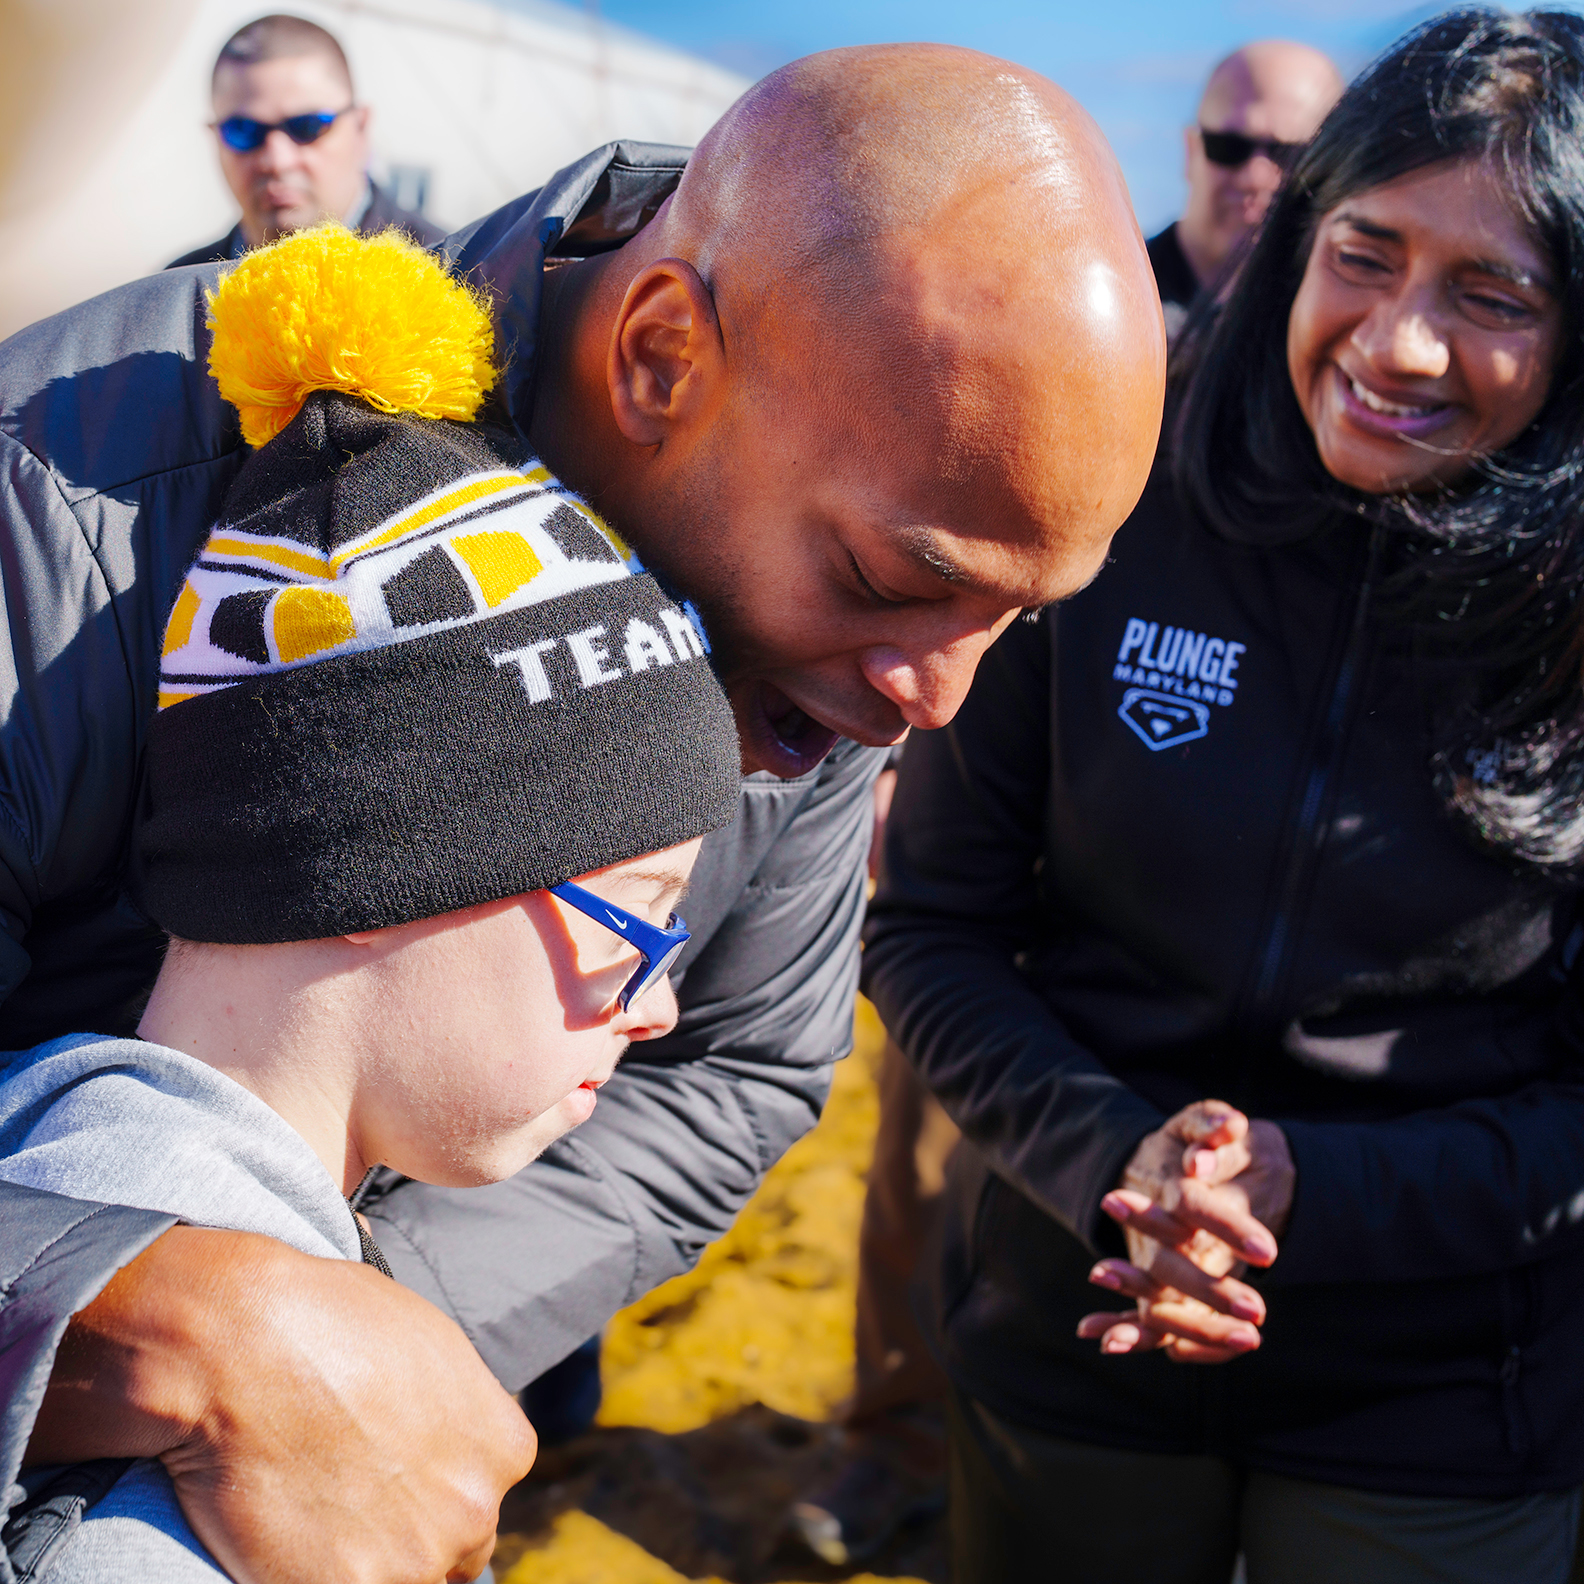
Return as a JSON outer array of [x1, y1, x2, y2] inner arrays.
[[864, 464, 1584, 1496]]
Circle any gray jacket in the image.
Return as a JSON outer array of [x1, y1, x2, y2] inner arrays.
[[0, 142, 883, 1577]]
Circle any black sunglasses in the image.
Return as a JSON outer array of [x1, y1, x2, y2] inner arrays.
[[1199, 127, 1305, 170], [216, 108, 352, 152]]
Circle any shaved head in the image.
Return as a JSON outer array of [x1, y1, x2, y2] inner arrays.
[[1200, 40, 1342, 139], [1181, 40, 1343, 286], [673, 46, 1114, 282], [533, 44, 1166, 776], [213, 14, 352, 94], [659, 46, 1161, 542]]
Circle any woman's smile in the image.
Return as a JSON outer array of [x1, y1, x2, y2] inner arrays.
[[1331, 363, 1454, 439], [1286, 159, 1562, 494]]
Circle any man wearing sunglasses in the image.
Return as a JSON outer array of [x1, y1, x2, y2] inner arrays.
[[168, 14, 441, 268], [1147, 40, 1341, 335]]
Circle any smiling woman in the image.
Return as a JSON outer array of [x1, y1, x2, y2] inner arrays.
[[1176, 6, 1584, 869], [860, 11, 1584, 1581], [1286, 162, 1563, 494]]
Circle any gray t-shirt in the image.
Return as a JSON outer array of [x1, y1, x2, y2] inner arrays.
[[0, 1034, 362, 1581]]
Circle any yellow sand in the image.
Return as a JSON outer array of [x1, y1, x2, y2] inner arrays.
[[598, 997, 886, 1433], [499, 1509, 723, 1584], [499, 1509, 925, 1584], [507, 999, 925, 1583]]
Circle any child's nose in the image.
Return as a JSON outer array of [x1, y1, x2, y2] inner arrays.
[[619, 975, 680, 1042]]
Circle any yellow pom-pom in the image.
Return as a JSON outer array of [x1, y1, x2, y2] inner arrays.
[[207, 222, 497, 448]]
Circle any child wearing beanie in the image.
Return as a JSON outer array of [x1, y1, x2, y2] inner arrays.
[[0, 227, 741, 1583]]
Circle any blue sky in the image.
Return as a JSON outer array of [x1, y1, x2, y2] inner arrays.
[[582, 0, 1525, 233]]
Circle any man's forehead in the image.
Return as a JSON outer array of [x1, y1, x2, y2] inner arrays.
[[1199, 51, 1336, 136], [213, 53, 348, 112]]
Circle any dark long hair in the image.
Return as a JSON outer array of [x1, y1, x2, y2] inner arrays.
[[1175, 8, 1584, 871]]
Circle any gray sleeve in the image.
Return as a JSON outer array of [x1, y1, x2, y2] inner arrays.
[[0, 434, 133, 1004], [0, 1185, 174, 1583], [364, 741, 885, 1389], [0, 430, 181, 1573], [0, 277, 235, 1577], [863, 620, 1163, 1253], [0, 278, 239, 1043]]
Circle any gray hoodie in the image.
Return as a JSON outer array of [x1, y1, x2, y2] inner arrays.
[[0, 1035, 361, 1581]]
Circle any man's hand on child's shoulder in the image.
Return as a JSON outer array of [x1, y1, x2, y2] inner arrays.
[[30, 1225, 536, 1584]]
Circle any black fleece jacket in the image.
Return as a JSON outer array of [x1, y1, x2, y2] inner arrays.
[[864, 464, 1584, 1497]]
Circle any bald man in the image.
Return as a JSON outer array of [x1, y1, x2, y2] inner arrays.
[[1149, 41, 1342, 333], [0, 46, 1163, 1584]]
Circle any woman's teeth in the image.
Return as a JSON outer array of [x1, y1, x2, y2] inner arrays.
[[1349, 374, 1439, 418]]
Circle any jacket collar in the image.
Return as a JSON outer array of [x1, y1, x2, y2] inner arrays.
[[223, 180, 376, 260], [444, 141, 690, 434]]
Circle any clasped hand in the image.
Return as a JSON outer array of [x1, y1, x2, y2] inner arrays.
[[1076, 1101, 1295, 1364]]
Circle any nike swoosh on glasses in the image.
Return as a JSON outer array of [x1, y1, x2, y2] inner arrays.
[[605, 912, 629, 930]]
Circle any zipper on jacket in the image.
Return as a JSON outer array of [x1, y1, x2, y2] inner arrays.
[[1236, 526, 1385, 1092]]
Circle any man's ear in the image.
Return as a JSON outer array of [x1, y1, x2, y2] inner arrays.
[[606, 258, 725, 448], [345, 103, 373, 160]]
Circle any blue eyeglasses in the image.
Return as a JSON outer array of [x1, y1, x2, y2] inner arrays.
[[549, 881, 690, 1011], [216, 108, 352, 152]]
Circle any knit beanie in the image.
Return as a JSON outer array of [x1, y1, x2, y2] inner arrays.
[[137, 223, 741, 945]]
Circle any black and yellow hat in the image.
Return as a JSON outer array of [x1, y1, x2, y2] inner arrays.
[[137, 223, 740, 945]]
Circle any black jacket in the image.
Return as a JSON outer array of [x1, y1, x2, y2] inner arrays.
[[865, 464, 1584, 1497], [0, 142, 882, 1578], [1146, 222, 1198, 339], [165, 181, 444, 268], [1147, 222, 1198, 312]]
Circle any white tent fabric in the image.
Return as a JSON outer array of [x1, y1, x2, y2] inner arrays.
[[0, 0, 749, 341]]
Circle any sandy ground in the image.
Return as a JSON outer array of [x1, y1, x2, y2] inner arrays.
[[492, 999, 947, 1584]]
